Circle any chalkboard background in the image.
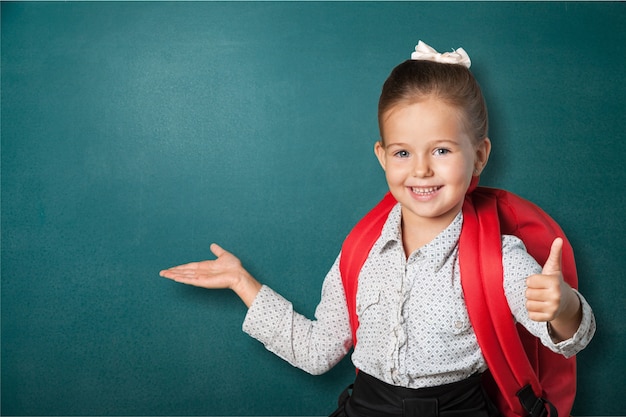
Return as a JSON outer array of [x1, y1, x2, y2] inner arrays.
[[2, 1, 625, 415]]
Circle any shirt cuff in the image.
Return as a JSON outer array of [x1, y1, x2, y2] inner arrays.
[[547, 290, 596, 358], [242, 285, 292, 345]]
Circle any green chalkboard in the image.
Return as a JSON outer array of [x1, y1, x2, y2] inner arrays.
[[2, 1, 625, 415]]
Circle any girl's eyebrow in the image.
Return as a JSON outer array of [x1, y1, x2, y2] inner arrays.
[[432, 139, 461, 146], [385, 142, 410, 148]]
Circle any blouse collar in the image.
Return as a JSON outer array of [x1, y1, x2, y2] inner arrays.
[[376, 203, 463, 272]]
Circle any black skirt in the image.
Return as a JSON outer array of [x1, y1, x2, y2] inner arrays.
[[330, 372, 501, 417]]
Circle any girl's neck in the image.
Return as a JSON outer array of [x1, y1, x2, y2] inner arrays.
[[400, 209, 461, 258]]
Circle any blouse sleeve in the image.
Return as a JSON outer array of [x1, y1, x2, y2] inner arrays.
[[501, 235, 596, 358], [241, 254, 353, 375]]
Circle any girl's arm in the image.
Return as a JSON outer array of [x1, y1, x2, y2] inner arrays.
[[160, 243, 262, 307], [503, 236, 595, 356], [160, 245, 352, 374]]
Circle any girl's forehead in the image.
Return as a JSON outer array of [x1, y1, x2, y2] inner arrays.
[[381, 98, 475, 144], [387, 96, 464, 115], [383, 100, 468, 131]]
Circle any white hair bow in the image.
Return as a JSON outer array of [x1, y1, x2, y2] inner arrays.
[[410, 40, 471, 68]]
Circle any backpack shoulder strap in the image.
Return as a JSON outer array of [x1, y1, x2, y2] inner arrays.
[[460, 190, 545, 416], [492, 188, 577, 417], [461, 187, 577, 417], [339, 192, 397, 346]]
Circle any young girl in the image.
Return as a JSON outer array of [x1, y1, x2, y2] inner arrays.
[[160, 41, 595, 416]]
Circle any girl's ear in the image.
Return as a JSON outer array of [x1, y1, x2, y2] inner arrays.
[[474, 137, 491, 175], [374, 140, 387, 171]]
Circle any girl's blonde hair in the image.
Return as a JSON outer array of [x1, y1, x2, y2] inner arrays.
[[378, 60, 488, 144]]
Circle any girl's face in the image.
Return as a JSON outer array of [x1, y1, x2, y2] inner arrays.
[[375, 97, 491, 231]]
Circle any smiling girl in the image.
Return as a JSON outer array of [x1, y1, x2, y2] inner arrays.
[[160, 41, 595, 417]]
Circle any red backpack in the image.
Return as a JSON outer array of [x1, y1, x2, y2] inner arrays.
[[339, 185, 577, 417]]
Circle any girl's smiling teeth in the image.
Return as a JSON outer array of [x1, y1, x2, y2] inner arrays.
[[410, 186, 442, 195]]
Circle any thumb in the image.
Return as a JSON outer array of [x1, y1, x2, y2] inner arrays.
[[210, 243, 228, 258], [542, 237, 563, 275]]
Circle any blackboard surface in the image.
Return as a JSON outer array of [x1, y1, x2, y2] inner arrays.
[[2, 1, 625, 415]]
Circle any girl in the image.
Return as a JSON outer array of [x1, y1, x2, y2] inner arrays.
[[160, 41, 595, 416]]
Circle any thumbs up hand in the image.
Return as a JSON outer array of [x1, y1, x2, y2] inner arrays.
[[525, 238, 582, 341], [526, 238, 571, 322]]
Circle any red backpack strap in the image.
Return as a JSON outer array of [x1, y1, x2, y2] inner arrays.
[[461, 187, 577, 417], [339, 192, 397, 346], [487, 188, 577, 417], [460, 191, 545, 416]]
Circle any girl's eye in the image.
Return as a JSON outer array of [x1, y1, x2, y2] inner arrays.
[[394, 150, 410, 158], [434, 148, 451, 156]]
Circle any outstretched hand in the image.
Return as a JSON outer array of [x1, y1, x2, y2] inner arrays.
[[160, 243, 242, 289], [160, 243, 262, 307], [525, 237, 582, 341]]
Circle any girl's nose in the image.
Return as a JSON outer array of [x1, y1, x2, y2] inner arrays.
[[412, 156, 432, 177]]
